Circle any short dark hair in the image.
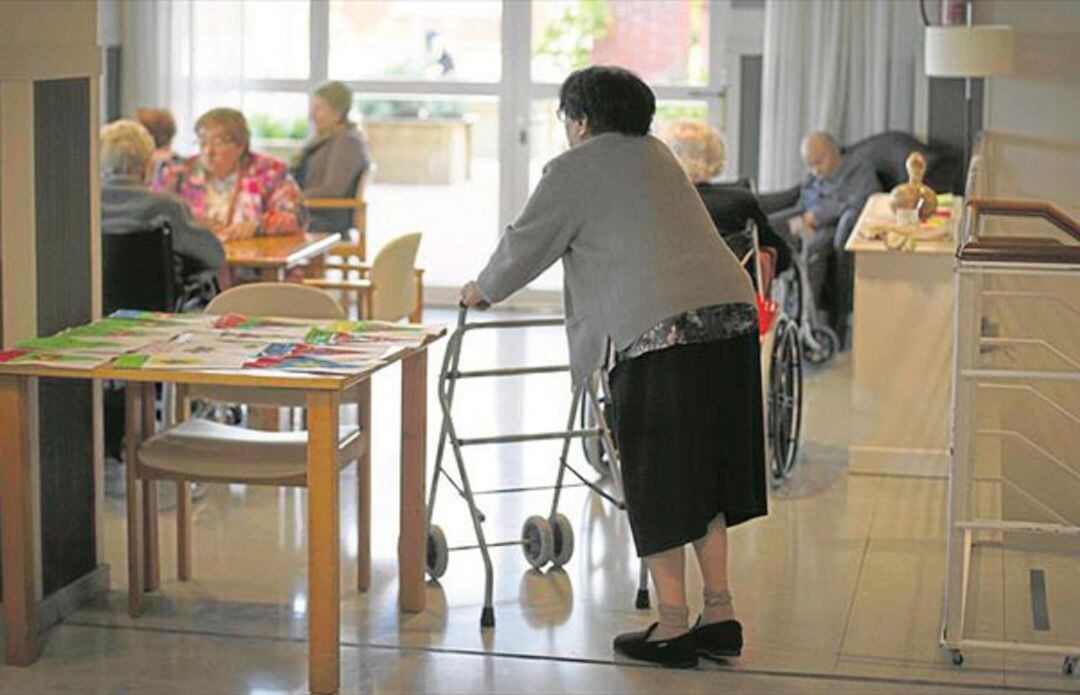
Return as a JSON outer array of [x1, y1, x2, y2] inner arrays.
[[558, 66, 655, 137]]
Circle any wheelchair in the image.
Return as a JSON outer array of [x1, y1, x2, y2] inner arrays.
[[582, 221, 803, 486]]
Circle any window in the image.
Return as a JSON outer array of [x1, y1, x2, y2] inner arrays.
[[358, 95, 500, 288], [328, 1, 501, 82], [532, 0, 708, 85], [176, 1, 729, 296]]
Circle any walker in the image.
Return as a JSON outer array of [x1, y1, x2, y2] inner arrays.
[[426, 308, 650, 628]]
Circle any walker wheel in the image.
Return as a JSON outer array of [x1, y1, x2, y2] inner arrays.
[[950, 649, 964, 667], [521, 515, 553, 569], [550, 513, 575, 567], [426, 525, 448, 579], [1064, 655, 1078, 676]]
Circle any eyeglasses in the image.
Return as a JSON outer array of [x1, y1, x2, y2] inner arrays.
[[197, 135, 239, 150]]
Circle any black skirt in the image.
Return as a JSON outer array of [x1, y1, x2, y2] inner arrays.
[[609, 331, 767, 557]]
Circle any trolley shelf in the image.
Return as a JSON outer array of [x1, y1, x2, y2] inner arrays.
[[955, 520, 1080, 537]]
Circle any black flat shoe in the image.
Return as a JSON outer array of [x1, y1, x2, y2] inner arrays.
[[613, 623, 699, 668], [690, 617, 743, 660]]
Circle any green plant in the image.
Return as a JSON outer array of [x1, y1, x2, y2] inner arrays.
[[655, 102, 708, 125], [535, 0, 613, 72], [248, 113, 308, 140]]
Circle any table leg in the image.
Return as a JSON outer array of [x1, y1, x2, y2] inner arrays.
[[399, 349, 427, 613], [124, 383, 144, 617], [0, 375, 39, 665], [307, 390, 340, 695], [141, 383, 160, 592], [356, 378, 372, 592]]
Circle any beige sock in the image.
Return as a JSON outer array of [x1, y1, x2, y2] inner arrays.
[[649, 603, 690, 641], [702, 589, 735, 624]]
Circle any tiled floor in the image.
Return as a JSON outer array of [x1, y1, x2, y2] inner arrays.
[[2, 307, 1078, 694]]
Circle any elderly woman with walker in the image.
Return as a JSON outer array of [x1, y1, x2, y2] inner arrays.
[[461, 66, 768, 669]]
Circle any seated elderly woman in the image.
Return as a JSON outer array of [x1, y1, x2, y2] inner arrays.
[[152, 107, 306, 241], [291, 81, 371, 233], [136, 107, 183, 184], [663, 120, 790, 276], [100, 119, 224, 278]]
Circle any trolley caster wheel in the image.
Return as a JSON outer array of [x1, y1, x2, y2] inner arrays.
[[950, 650, 964, 667], [550, 513, 574, 567], [480, 606, 495, 629], [426, 525, 448, 580], [635, 589, 651, 610], [1063, 655, 1078, 676], [804, 326, 838, 365], [521, 515, 553, 569]]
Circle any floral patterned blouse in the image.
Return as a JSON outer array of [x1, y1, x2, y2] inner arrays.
[[151, 152, 306, 236], [616, 302, 758, 364]]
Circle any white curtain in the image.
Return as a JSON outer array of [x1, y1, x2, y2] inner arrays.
[[121, 1, 244, 154], [758, 0, 923, 190]]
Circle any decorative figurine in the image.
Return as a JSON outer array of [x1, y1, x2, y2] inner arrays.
[[889, 151, 938, 224]]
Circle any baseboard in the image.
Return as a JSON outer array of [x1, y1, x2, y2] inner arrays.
[[0, 563, 110, 650], [848, 445, 949, 478]]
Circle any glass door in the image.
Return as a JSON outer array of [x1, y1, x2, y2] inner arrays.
[[512, 0, 729, 292]]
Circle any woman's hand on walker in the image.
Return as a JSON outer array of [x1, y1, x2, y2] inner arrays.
[[460, 281, 490, 310]]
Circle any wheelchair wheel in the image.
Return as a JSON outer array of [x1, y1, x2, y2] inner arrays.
[[768, 318, 803, 482], [804, 325, 838, 365]]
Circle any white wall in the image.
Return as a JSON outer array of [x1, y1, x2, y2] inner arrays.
[[981, 0, 1080, 143]]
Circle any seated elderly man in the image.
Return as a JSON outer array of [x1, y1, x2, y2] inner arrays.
[[101, 119, 225, 281], [788, 131, 880, 344]]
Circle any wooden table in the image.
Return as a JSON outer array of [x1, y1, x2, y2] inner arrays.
[[226, 231, 341, 282], [0, 329, 443, 694], [845, 193, 962, 477]]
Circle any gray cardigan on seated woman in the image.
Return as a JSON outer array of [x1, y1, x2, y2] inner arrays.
[[292, 124, 371, 233], [475, 132, 754, 387], [101, 173, 225, 276]]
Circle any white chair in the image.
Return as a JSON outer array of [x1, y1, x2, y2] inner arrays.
[[134, 283, 376, 592], [305, 232, 423, 322]]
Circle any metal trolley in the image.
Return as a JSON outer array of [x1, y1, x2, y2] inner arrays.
[[942, 196, 1080, 675], [426, 308, 650, 628]]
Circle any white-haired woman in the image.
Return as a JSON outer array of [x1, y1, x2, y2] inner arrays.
[[663, 120, 790, 275], [101, 119, 225, 275]]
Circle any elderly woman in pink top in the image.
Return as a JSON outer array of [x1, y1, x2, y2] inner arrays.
[[152, 107, 306, 241]]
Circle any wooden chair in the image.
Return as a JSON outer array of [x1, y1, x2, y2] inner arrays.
[[304, 169, 370, 259], [134, 284, 377, 594], [305, 232, 424, 323]]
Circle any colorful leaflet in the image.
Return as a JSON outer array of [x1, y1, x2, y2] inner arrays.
[[0, 349, 109, 369]]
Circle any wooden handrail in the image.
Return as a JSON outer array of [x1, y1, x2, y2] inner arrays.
[[967, 198, 1080, 241]]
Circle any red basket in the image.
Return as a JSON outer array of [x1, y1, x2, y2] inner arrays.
[[756, 294, 778, 337]]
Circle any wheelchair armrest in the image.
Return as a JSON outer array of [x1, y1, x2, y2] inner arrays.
[[757, 185, 801, 215]]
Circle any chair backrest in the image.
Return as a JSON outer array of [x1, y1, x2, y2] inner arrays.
[[102, 220, 178, 315], [194, 283, 345, 406], [206, 283, 346, 319], [371, 232, 421, 322]]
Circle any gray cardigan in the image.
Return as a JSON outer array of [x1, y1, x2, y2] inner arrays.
[[293, 126, 371, 233], [101, 174, 225, 274], [476, 133, 754, 386]]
